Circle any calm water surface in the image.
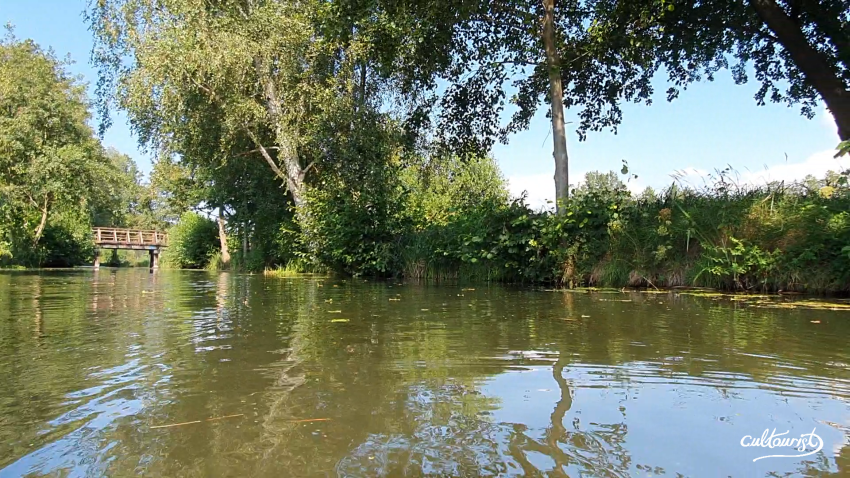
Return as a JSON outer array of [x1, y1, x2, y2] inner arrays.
[[0, 269, 849, 477]]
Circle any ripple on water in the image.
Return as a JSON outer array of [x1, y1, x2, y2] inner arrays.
[[2, 357, 148, 477], [1, 271, 849, 477]]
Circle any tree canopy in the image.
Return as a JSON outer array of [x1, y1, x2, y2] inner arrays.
[[0, 29, 157, 266], [561, 0, 850, 140]]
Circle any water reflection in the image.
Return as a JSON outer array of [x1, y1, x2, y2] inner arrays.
[[0, 270, 848, 477]]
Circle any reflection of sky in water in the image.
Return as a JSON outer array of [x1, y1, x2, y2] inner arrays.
[[2, 368, 146, 477], [335, 362, 849, 476], [481, 363, 850, 477], [1, 270, 849, 477]]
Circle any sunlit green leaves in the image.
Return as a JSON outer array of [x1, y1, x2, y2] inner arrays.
[[0, 29, 127, 265]]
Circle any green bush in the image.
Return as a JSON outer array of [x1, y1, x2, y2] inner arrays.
[[301, 169, 409, 276], [385, 164, 850, 292], [161, 212, 219, 269], [259, 146, 850, 293]]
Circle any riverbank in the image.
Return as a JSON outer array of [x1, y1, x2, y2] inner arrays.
[[8, 159, 849, 294], [253, 167, 850, 294]]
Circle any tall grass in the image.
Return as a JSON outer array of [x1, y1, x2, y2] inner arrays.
[[263, 258, 328, 277], [389, 166, 850, 293], [572, 169, 850, 293]]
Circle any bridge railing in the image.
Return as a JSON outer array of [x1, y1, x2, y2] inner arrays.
[[93, 227, 168, 247]]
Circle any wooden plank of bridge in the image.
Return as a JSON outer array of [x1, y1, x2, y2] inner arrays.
[[92, 228, 168, 246], [91, 228, 169, 273]]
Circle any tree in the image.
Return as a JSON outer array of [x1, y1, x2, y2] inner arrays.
[[91, 147, 164, 230], [0, 29, 109, 252], [339, 0, 850, 216], [329, 0, 598, 214], [87, 0, 374, 211], [558, 0, 850, 141]]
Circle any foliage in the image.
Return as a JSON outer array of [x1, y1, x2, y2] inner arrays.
[[398, 154, 515, 280], [87, 0, 397, 210], [300, 138, 410, 275], [0, 30, 104, 253], [384, 162, 850, 293], [161, 212, 220, 269], [0, 29, 154, 267], [562, 0, 850, 140], [837, 140, 850, 158], [93, 147, 165, 230]]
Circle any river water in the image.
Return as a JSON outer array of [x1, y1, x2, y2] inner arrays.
[[0, 269, 848, 477]]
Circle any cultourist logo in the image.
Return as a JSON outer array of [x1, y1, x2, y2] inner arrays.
[[740, 428, 823, 462]]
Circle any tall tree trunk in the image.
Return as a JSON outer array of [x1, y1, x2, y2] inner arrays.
[[217, 209, 231, 269], [750, 0, 850, 140], [242, 222, 248, 257], [253, 58, 308, 207], [542, 0, 570, 212], [33, 195, 50, 246], [359, 61, 368, 107]]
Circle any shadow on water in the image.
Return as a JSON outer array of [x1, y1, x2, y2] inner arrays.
[[0, 270, 848, 477]]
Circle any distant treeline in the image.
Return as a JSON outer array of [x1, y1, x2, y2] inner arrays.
[[0, 32, 165, 267], [166, 159, 850, 293]]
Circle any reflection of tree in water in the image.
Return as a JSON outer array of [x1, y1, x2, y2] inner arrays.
[[786, 427, 850, 477], [336, 379, 508, 476], [506, 357, 631, 478], [5, 276, 849, 476], [337, 355, 632, 477]]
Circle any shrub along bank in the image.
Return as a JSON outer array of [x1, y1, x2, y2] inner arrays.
[[168, 154, 850, 294]]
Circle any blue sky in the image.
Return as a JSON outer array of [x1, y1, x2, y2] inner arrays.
[[4, 0, 845, 209]]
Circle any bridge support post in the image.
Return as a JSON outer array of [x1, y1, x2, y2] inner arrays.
[[149, 249, 160, 272], [94, 248, 101, 270]]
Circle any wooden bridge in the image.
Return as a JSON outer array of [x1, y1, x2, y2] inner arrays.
[[92, 227, 169, 270]]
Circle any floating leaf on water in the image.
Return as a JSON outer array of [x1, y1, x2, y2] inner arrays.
[[677, 291, 726, 297], [752, 300, 850, 311]]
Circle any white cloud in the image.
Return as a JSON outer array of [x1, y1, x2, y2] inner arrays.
[[507, 173, 555, 211], [508, 169, 645, 210], [508, 148, 846, 207], [668, 167, 711, 189], [738, 148, 846, 186], [623, 176, 646, 195], [668, 148, 846, 189]]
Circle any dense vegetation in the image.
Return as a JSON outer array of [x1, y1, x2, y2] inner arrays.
[[161, 152, 850, 293], [3, 1, 850, 293], [0, 30, 164, 267]]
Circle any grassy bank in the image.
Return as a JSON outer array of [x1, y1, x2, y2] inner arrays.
[[403, 171, 849, 293], [547, 171, 850, 293], [150, 156, 850, 294], [253, 163, 847, 294]]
